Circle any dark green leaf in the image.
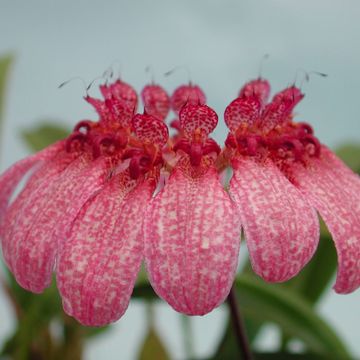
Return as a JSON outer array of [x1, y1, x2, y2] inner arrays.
[[137, 327, 170, 360], [0, 54, 13, 154], [232, 275, 350, 359], [21, 123, 70, 152], [336, 144, 360, 173]]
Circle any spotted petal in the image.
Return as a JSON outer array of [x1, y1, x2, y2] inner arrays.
[[141, 84, 170, 121], [230, 158, 319, 282], [239, 78, 270, 106], [171, 84, 206, 113], [144, 167, 240, 315], [224, 96, 261, 132], [10, 157, 107, 293], [179, 104, 218, 136], [1, 150, 76, 270], [57, 173, 154, 326], [0, 141, 64, 224], [132, 114, 169, 147], [292, 147, 360, 293]]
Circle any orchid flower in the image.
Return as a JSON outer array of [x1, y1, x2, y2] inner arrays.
[[224, 78, 360, 294], [0, 75, 359, 328]]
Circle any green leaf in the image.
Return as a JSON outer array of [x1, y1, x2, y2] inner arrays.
[[282, 232, 337, 304], [21, 123, 70, 152], [137, 327, 170, 360], [336, 144, 360, 174], [230, 275, 351, 359], [0, 54, 13, 156]]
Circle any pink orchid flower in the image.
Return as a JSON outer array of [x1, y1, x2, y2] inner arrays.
[[144, 103, 241, 316], [224, 78, 360, 294], [0, 76, 359, 328], [0, 80, 169, 326]]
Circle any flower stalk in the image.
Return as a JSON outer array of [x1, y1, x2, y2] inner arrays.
[[227, 286, 253, 360]]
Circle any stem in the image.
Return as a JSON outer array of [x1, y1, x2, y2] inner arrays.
[[227, 286, 253, 360]]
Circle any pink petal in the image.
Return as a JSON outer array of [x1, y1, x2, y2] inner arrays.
[[132, 114, 169, 147], [179, 104, 218, 136], [144, 167, 241, 315], [11, 156, 108, 293], [109, 79, 138, 110], [1, 150, 75, 270], [0, 141, 64, 223], [261, 86, 304, 130], [224, 96, 261, 132], [57, 174, 154, 326], [141, 84, 170, 121], [230, 158, 319, 282], [292, 148, 360, 293], [238, 78, 271, 106], [171, 84, 206, 113]]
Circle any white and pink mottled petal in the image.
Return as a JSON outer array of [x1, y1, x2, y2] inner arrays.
[[230, 158, 319, 282], [224, 96, 261, 132], [0, 141, 64, 223], [144, 167, 241, 315], [1, 149, 75, 272], [57, 174, 153, 326], [132, 114, 169, 147], [179, 104, 218, 137], [11, 156, 107, 293], [292, 150, 360, 294]]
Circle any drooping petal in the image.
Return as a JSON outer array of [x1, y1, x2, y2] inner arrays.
[[0, 141, 64, 223], [144, 167, 241, 315], [11, 156, 108, 293], [224, 96, 261, 132], [292, 148, 360, 293], [57, 174, 154, 326], [132, 114, 169, 147], [238, 78, 271, 106], [171, 84, 206, 113], [229, 158, 319, 282], [1, 150, 76, 269], [141, 84, 170, 121], [179, 104, 218, 137]]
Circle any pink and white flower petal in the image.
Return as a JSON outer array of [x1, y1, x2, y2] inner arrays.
[[292, 149, 360, 294], [239, 78, 271, 106], [0, 141, 64, 223], [224, 96, 262, 132], [1, 150, 76, 270], [11, 157, 108, 293], [230, 158, 319, 282], [179, 104, 218, 137], [171, 84, 206, 113], [144, 167, 241, 315], [57, 174, 154, 326], [132, 114, 169, 147], [141, 84, 170, 121]]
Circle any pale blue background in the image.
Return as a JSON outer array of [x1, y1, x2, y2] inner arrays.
[[0, 0, 359, 359]]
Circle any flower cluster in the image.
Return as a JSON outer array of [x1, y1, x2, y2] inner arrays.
[[0, 76, 359, 326]]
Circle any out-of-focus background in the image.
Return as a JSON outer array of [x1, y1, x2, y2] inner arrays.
[[0, 1, 359, 359]]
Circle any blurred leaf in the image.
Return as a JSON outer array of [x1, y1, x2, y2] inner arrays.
[[0, 54, 13, 122], [282, 232, 337, 304], [252, 352, 328, 359], [232, 275, 350, 359], [138, 327, 170, 360], [0, 54, 13, 158], [336, 144, 360, 173], [21, 123, 70, 152], [212, 315, 263, 360], [132, 282, 158, 300]]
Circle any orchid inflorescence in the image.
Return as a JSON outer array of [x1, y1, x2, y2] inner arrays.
[[0, 75, 359, 326]]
